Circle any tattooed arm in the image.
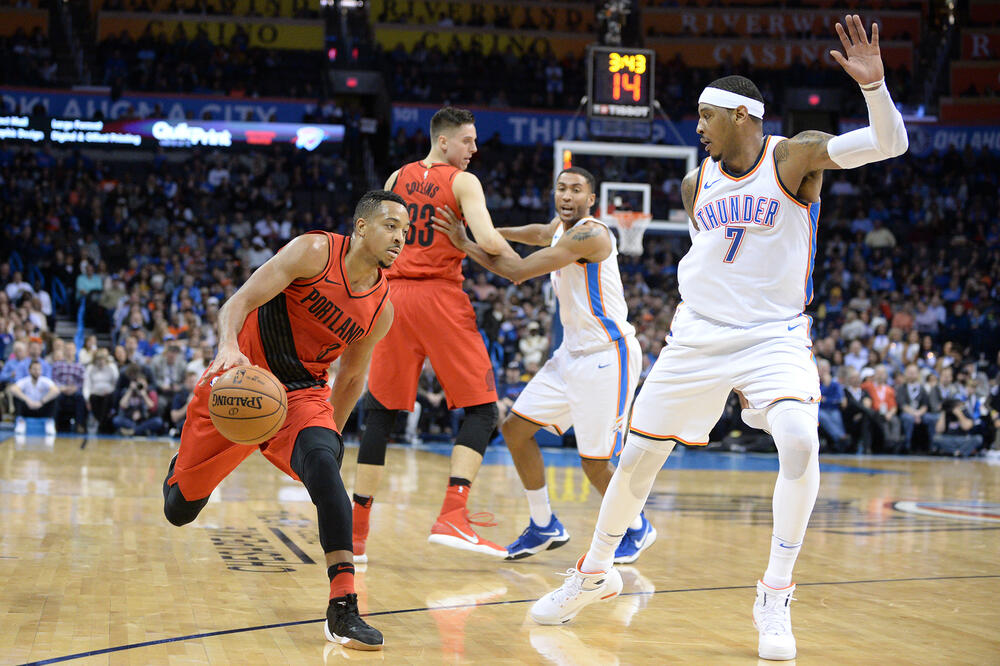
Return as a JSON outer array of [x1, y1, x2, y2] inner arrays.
[[432, 206, 611, 283], [772, 132, 833, 204], [498, 216, 562, 246]]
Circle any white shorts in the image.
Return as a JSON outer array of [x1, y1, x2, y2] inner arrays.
[[629, 305, 820, 446], [511, 336, 642, 459]]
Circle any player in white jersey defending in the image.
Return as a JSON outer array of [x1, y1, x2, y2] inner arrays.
[[431, 167, 651, 563], [531, 15, 908, 661]]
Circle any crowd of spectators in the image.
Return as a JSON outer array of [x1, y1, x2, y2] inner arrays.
[[0, 28, 58, 88], [96, 29, 326, 99], [0, 128, 998, 454], [0, 331, 200, 438]]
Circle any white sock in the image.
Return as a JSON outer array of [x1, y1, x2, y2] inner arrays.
[[582, 438, 672, 573], [762, 534, 801, 589], [628, 513, 644, 531], [526, 486, 553, 526], [582, 528, 622, 573]]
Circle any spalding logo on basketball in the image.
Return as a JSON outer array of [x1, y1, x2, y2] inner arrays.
[[208, 365, 288, 445]]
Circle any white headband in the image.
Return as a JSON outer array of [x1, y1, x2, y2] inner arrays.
[[698, 87, 765, 119]]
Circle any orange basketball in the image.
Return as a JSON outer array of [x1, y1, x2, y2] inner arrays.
[[208, 365, 288, 445]]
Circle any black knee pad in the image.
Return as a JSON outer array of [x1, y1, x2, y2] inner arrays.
[[357, 392, 399, 466], [164, 485, 210, 526], [456, 402, 499, 456], [162, 457, 209, 526], [292, 425, 345, 473], [291, 427, 351, 553]]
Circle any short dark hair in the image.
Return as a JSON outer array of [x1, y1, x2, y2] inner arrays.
[[706, 75, 764, 103], [430, 107, 475, 138], [29, 359, 40, 369], [558, 167, 596, 193], [353, 190, 406, 227]]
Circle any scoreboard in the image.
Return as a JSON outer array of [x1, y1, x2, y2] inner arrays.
[[587, 46, 655, 122]]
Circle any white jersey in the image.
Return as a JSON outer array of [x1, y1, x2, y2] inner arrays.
[[678, 135, 820, 325], [550, 217, 635, 353]]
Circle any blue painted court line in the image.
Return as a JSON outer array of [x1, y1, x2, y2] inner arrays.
[[416, 442, 898, 474], [18, 573, 1000, 665]]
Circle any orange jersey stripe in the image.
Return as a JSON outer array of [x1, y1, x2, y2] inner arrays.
[[628, 428, 708, 447], [510, 409, 564, 435]]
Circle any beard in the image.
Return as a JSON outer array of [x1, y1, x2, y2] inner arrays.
[[377, 258, 393, 269]]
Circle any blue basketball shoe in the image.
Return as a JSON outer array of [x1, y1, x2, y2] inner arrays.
[[505, 515, 571, 560], [613, 513, 657, 564]]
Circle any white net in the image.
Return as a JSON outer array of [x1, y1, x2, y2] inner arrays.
[[608, 211, 652, 256]]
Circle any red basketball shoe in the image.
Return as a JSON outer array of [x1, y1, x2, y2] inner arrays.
[[428, 509, 507, 557]]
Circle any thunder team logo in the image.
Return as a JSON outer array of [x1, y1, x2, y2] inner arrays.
[[294, 127, 326, 151]]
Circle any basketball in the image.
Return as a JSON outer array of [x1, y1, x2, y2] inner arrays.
[[208, 366, 288, 445]]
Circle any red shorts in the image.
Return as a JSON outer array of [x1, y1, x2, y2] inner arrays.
[[169, 368, 336, 500], [368, 278, 497, 410]]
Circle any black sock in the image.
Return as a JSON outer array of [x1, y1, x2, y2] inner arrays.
[[352, 493, 373, 509], [448, 476, 471, 488]]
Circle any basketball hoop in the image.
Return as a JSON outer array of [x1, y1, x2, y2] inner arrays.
[[607, 210, 651, 256]]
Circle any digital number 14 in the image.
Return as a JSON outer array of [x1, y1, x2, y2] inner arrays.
[[612, 73, 642, 102]]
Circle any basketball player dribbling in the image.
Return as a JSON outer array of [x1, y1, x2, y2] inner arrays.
[[352, 108, 518, 560], [432, 167, 653, 564], [161, 191, 408, 651], [531, 15, 908, 661]]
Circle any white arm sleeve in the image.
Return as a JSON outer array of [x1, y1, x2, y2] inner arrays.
[[827, 81, 909, 169]]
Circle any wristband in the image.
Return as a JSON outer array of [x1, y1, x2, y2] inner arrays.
[[860, 78, 885, 92]]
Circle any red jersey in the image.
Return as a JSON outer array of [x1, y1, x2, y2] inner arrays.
[[387, 160, 467, 283], [238, 232, 389, 391]]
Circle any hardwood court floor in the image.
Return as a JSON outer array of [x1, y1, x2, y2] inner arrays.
[[2, 432, 999, 665]]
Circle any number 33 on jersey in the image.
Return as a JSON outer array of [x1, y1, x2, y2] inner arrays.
[[388, 161, 467, 283], [678, 135, 821, 326]]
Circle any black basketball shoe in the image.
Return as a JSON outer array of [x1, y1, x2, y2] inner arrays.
[[325, 594, 384, 651]]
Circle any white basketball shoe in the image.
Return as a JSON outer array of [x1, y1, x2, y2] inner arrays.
[[529, 555, 623, 625], [753, 580, 797, 660]]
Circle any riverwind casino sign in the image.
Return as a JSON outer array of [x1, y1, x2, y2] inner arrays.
[[371, 1, 915, 70]]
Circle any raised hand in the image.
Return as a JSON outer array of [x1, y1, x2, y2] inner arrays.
[[830, 14, 884, 86]]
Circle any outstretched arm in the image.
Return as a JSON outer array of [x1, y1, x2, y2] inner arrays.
[[775, 15, 908, 191], [433, 206, 610, 283], [452, 172, 518, 257], [498, 216, 562, 246]]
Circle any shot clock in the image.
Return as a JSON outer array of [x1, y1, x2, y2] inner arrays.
[[587, 46, 655, 122]]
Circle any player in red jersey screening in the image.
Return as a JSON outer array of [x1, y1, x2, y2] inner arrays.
[[352, 107, 518, 560], [161, 190, 407, 651]]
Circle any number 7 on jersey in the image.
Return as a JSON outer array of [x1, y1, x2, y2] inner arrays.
[[723, 226, 745, 263]]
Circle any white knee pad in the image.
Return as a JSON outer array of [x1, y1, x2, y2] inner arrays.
[[766, 402, 819, 481], [617, 434, 674, 500]]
